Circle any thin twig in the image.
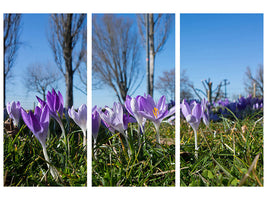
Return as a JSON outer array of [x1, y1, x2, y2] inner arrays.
[[153, 170, 175, 176]]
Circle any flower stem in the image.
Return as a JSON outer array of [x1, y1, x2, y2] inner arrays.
[[57, 118, 66, 140], [194, 129, 198, 159], [155, 125, 160, 148], [123, 130, 131, 155], [42, 145, 59, 181], [93, 138, 97, 160], [82, 130, 87, 147], [137, 125, 142, 148], [56, 118, 69, 153]]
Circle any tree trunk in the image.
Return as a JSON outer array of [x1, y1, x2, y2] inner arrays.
[[65, 63, 73, 109], [42, 89, 46, 102], [3, 74, 6, 108], [148, 14, 155, 98], [120, 87, 127, 102], [64, 14, 74, 109]]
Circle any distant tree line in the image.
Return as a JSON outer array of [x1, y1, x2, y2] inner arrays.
[[180, 65, 263, 102]]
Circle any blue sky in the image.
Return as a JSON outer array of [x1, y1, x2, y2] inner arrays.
[[7, 14, 261, 110], [92, 14, 175, 108], [5, 14, 87, 110], [180, 14, 263, 100]]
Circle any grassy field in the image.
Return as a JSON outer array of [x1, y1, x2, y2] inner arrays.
[[92, 121, 175, 186], [180, 110, 263, 186], [4, 118, 87, 186]]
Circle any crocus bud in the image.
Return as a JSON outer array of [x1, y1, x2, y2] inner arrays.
[[6, 101, 21, 126], [68, 104, 87, 134], [92, 105, 101, 142]]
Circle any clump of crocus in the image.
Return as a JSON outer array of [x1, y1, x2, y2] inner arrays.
[[6, 101, 21, 127], [37, 89, 65, 140], [21, 105, 59, 181], [139, 94, 175, 146], [98, 102, 135, 150], [99, 102, 135, 135], [68, 104, 87, 147]]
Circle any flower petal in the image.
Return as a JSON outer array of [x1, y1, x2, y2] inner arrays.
[[125, 95, 134, 116], [92, 108, 101, 140], [36, 96, 46, 108], [21, 108, 32, 130], [156, 95, 166, 111], [180, 99, 191, 118], [192, 103, 202, 120], [139, 110, 156, 122]]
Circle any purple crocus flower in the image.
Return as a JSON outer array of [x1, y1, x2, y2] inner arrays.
[[37, 89, 65, 140], [100, 109, 116, 134], [21, 105, 50, 148], [237, 96, 247, 110], [21, 105, 58, 180], [181, 99, 202, 133], [68, 104, 87, 146], [68, 104, 87, 134], [92, 105, 101, 144], [6, 101, 21, 126], [201, 98, 209, 127], [253, 102, 263, 110], [217, 99, 230, 107], [123, 112, 136, 129], [37, 88, 64, 120], [99, 102, 135, 135], [139, 94, 175, 145], [180, 99, 202, 158], [99, 102, 135, 151], [125, 95, 146, 134]]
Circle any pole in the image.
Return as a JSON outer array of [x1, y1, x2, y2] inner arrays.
[[208, 81, 212, 103], [253, 82, 256, 97], [224, 79, 227, 99]]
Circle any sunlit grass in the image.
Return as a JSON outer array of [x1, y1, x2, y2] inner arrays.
[[92, 121, 175, 186], [4, 118, 87, 186], [180, 110, 263, 186]]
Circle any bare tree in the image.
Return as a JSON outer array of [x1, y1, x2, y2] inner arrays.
[[190, 78, 223, 103], [92, 14, 143, 103], [48, 14, 86, 108], [180, 70, 194, 101], [75, 63, 87, 95], [4, 14, 22, 107], [137, 14, 173, 98], [24, 63, 59, 101], [244, 65, 263, 98], [155, 68, 175, 102], [75, 26, 87, 95]]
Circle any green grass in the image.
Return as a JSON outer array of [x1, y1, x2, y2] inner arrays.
[[92, 122, 175, 186], [4, 118, 87, 186], [180, 110, 263, 186]]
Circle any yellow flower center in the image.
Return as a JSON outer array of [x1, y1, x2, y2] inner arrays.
[[153, 107, 159, 118]]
